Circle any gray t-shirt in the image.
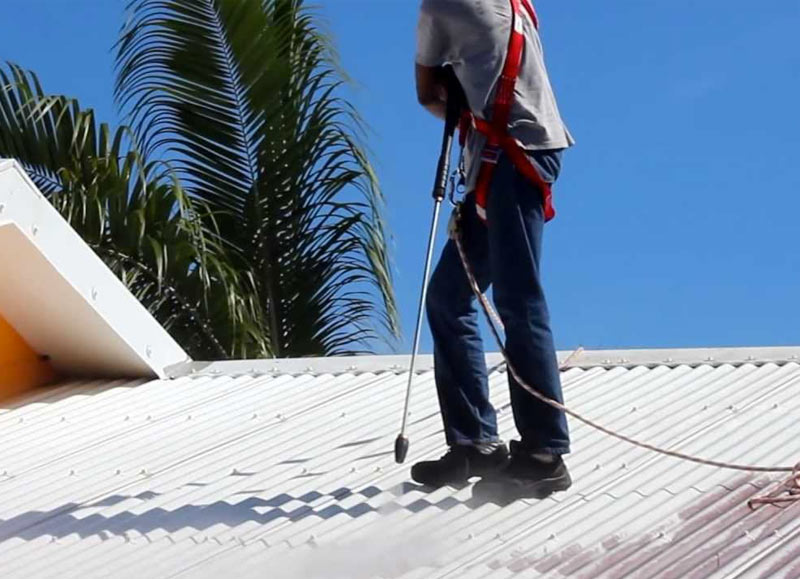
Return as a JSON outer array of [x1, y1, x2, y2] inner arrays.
[[416, 0, 574, 190]]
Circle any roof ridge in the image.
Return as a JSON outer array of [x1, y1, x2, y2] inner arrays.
[[176, 346, 800, 378]]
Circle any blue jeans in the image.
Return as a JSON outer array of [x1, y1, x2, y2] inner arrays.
[[425, 152, 570, 455]]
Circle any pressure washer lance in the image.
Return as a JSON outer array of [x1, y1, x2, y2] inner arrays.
[[395, 67, 465, 464]]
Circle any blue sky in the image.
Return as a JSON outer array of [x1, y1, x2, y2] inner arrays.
[[1, 1, 798, 353]]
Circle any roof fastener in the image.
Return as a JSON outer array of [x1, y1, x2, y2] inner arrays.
[[31, 225, 38, 236]]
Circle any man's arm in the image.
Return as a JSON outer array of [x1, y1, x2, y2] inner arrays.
[[415, 63, 448, 120]]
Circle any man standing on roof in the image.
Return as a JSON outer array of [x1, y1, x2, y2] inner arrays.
[[412, 0, 575, 503]]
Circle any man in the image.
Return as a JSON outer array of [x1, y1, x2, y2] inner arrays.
[[413, 0, 575, 503]]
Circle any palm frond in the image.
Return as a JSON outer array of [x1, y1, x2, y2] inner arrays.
[[115, 0, 399, 357]]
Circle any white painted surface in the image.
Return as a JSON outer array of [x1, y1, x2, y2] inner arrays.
[[1, 352, 798, 578], [0, 160, 190, 378]]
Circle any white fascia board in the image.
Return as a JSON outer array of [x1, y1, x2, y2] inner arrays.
[[178, 345, 800, 378], [0, 160, 190, 379]]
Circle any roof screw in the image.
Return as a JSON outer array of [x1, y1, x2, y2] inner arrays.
[[115, 469, 122, 475], [69, 469, 76, 476], [146, 414, 152, 421], [747, 355, 755, 361], [340, 411, 347, 418], [706, 356, 714, 362], [31, 225, 38, 236], [664, 357, 674, 363], [375, 466, 383, 473], [231, 468, 240, 476], [301, 467, 308, 474], [124, 415, 130, 421], [140, 468, 150, 477], [702, 405, 709, 411], [91, 288, 98, 301], [305, 366, 314, 373], [252, 413, 259, 420], [350, 467, 357, 473], [548, 533, 557, 540], [773, 403, 779, 409], [17, 417, 23, 423], [347, 365, 357, 372], [630, 406, 637, 413], [603, 359, 612, 365], [620, 463, 627, 470], [61, 416, 67, 422], [145, 345, 153, 359], [467, 533, 475, 540], [0, 204, 4, 213], [186, 414, 192, 421], [594, 464, 601, 471]]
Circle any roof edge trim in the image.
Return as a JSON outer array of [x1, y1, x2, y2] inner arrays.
[[175, 345, 800, 378]]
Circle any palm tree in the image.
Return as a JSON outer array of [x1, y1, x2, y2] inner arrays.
[[0, 0, 398, 359]]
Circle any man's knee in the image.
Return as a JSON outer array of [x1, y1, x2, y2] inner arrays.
[[493, 287, 549, 331]]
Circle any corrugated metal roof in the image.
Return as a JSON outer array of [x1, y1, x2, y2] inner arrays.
[[1, 350, 799, 578]]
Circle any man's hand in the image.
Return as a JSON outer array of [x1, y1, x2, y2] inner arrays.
[[415, 64, 448, 120]]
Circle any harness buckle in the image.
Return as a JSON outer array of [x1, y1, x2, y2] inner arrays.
[[481, 145, 502, 164]]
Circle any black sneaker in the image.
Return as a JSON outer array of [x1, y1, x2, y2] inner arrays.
[[411, 444, 509, 487], [472, 441, 572, 504]]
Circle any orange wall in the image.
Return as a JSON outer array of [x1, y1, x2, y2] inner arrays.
[[0, 314, 56, 401]]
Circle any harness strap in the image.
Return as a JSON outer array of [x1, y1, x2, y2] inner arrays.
[[463, 0, 555, 222]]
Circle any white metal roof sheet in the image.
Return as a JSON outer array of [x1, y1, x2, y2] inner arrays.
[[1, 349, 799, 578]]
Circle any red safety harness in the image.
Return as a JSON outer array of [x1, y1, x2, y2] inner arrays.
[[459, 0, 555, 223]]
